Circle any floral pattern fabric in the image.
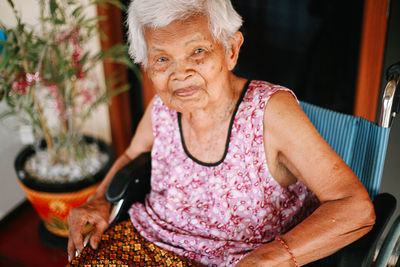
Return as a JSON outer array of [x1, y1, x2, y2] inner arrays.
[[129, 80, 319, 266]]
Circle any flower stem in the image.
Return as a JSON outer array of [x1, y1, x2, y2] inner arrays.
[[16, 12, 54, 157], [31, 87, 54, 155]]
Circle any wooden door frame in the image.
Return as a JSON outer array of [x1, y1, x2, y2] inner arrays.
[[97, 5, 133, 157], [354, 0, 389, 121], [100, 0, 390, 153]]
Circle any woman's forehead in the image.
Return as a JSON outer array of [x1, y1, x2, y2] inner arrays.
[[144, 15, 214, 47]]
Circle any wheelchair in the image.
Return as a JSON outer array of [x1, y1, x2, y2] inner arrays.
[[103, 62, 400, 266]]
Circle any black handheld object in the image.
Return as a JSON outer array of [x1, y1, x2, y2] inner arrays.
[[105, 152, 152, 222]]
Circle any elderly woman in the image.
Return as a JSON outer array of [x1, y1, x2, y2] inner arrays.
[[67, 0, 375, 266]]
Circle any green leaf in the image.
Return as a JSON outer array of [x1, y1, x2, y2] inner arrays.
[[0, 48, 12, 71], [79, 16, 105, 25], [0, 110, 16, 120], [79, 52, 90, 65], [107, 84, 130, 98], [72, 6, 83, 18], [6, 0, 15, 9], [0, 40, 12, 46], [49, 0, 58, 18]]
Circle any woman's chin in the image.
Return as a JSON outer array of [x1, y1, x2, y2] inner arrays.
[[171, 97, 207, 113]]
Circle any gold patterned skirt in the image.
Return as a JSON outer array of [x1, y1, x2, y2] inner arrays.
[[68, 220, 196, 267]]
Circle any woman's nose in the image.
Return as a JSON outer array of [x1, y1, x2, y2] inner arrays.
[[172, 59, 193, 81]]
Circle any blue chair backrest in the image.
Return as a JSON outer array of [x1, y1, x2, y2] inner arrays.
[[300, 101, 391, 199]]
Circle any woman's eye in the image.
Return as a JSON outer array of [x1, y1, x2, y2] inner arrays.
[[157, 57, 168, 62], [194, 48, 204, 54]]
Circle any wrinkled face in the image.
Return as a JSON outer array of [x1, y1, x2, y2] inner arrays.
[[144, 15, 239, 113]]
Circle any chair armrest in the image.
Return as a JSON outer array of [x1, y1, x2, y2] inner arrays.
[[105, 152, 152, 222], [338, 193, 397, 267], [374, 214, 400, 267], [380, 61, 400, 127]]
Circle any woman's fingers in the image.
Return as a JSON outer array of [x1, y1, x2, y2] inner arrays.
[[67, 208, 86, 261], [89, 218, 109, 250], [67, 236, 76, 262], [67, 197, 111, 261], [67, 235, 82, 262]]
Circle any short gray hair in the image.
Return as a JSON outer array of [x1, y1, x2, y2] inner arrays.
[[126, 0, 243, 66]]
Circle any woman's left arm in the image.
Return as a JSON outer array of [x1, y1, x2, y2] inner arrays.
[[237, 91, 375, 267]]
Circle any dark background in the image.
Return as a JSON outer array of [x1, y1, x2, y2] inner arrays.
[[230, 0, 364, 114]]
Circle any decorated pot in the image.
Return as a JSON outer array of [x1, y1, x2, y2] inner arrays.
[[14, 136, 113, 238]]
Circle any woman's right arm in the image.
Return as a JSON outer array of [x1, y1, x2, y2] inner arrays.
[[67, 98, 155, 261]]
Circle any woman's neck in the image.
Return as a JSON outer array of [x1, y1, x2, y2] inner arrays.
[[181, 76, 247, 138]]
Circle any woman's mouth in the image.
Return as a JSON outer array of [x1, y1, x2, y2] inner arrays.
[[173, 86, 199, 97]]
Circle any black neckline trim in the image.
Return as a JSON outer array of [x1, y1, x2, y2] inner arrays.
[[177, 80, 251, 167]]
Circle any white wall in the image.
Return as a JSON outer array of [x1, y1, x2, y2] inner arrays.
[[0, 0, 111, 219], [0, 103, 25, 219]]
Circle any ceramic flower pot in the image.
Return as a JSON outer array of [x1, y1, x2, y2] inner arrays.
[[14, 136, 113, 247]]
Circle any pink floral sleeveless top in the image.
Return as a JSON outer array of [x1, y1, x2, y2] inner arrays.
[[129, 80, 319, 266]]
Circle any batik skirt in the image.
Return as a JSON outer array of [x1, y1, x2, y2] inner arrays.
[[68, 220, 197, 267]]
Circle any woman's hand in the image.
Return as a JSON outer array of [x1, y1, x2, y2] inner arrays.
[[235, 251, 267, 267], [67, 194, 111, 261], [235, 240, 293, 267], [67, 98, 154, 262]]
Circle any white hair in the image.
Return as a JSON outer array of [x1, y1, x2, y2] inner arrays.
[[126, 0, 243, 66]]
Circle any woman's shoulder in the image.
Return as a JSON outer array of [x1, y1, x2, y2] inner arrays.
[[245, 80, 297, 105]]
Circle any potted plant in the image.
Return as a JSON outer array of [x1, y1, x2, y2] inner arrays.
[[0, 0, 137, 247]]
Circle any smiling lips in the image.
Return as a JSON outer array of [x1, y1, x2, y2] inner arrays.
[[174, 86, 200, 97]]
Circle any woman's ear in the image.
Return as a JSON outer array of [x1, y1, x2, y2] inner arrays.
[[226, 31, 244, 71]]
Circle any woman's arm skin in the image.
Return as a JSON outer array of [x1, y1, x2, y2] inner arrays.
[[237, 91, 375, 266], [67, 98, 155, 261]]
